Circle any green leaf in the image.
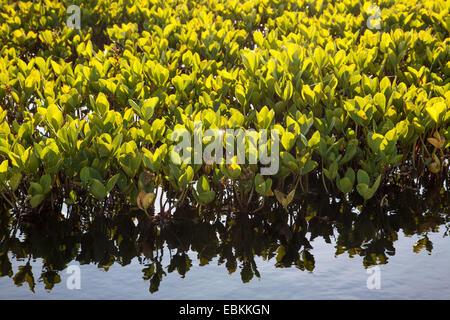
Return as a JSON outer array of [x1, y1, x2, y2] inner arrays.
[[150, 119, 166, 144], [373, 92, 386, 113], [96, 92, 110, 115], [276, 245, 286, 262], [285, 189, 295, 206], [356, 183, 374, 200], [197, 176, 211, 193], [89, 179, 107, 200], [371, 174, 382, 193], [141, 97, 158, 121], [153, 64, 169, 86], [222, 162, 242, 179], [256, 106, 274, 129], [0, 159, 7, 171], [299, 159, 317, 175], [40, 174, 52, 194], [80, 167, 103, 185], [9, 173, 22, 192], [228, 108, 244, 127], [30, 194, 46, 208], [196, 176, 216, 204], [281, 131, 296, 151], [106, 174, 120, 193], [356, 174, 381, 200], [314, 47, 326, 69], [235, 84, 246, 106], [274, 189, 295, 211], [357, 169, 371, 185], [197, 190, 216, 204], [241, 51, 258, 74], [119, 152, 142, 177], [337, 176, 353, 193], [178, 166, 194, 188], [50, 60, 62, 75], [29, 182, 43, 196], [426, 101, 446, 124], [282, 80, 293, 101], [308, 131, 321, 148], [255, 174, 268, 195], [47, 104, 64, 131], [129, 99, 142, 118], [323, 161, 338, 180], [281, 151, 298, 172]]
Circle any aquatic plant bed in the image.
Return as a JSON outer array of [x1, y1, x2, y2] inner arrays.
[[0, 0, 448, 215]]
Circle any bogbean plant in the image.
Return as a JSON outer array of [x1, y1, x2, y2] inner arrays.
[[0, 0, 448, 215]]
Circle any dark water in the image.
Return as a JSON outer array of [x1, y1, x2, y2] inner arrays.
[[0, 177, 449, 299]]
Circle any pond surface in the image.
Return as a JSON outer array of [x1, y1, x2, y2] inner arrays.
[[0, 178, 449, 299], [1, 230, 449, 299]]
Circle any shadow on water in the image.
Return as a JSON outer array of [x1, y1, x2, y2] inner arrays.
[[0, 173, 448, 294]]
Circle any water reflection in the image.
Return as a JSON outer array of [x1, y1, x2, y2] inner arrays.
[[0, 175, 448, 294]]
